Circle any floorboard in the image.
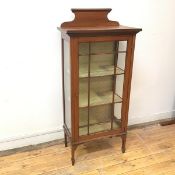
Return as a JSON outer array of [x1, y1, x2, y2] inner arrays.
[[0, 124, 174, 175]]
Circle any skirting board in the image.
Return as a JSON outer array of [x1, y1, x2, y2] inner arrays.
[[128, 110, 175, 125], [0, 129, 64, 151], [0, 110, 175, 151]]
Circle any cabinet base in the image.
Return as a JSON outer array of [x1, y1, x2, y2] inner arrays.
[[63, 126, 127, 165]]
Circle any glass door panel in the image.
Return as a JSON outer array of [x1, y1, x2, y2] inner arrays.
[[79, 43, 89, 136], [79, 78, 88, 136], [79, 40, 127, 136], [89, 76, 114, 134]]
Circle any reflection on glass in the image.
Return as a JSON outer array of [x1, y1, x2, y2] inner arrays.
[[113, 103, 122, 129], [79, 78, 88, 136], [118, 41, 127, 51], [91, 42, 114, 54], [117, 53, 126, 70], [64, 40, 71, 133], [116, 75, 124, 98], [79, 108, 88, 136]]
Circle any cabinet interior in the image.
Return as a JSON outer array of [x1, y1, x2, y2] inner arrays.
[[78, 41, 127, 136]]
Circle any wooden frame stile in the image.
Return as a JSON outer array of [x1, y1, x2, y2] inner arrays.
[[121, 35, 136, 152], [70, 37, 79, 165], [111, 41, 118, 130], [59, 8, 141, 165], [87, 42, 91, 135]]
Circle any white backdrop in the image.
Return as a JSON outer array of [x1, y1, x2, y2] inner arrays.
[[0, 0, 175, 150]]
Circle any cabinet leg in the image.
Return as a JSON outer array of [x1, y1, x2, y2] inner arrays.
[[121, 134, 127, 153], [64, 131, 68, 147], [71, 145, 77, 166]]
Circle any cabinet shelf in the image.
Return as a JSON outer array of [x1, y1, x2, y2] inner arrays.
[[79, 51, 126, 56], [79, 90, 122, 108], [79, 65, 124, 78]]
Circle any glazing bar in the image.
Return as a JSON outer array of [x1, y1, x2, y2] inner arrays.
[[111, 41, 119, 130], [87, 42, 91, 135]]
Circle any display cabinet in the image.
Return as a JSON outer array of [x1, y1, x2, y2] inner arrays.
[[58, 8, 141, 165]]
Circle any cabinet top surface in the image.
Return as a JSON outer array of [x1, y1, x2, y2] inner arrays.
[[58, 8, 142, 35]]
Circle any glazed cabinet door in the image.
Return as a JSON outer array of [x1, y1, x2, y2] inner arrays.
[[78, 38, 130, 137]]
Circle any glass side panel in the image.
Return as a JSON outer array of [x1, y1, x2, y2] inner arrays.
[[117, 53, 126, 70], [118, 41, 127, 51], [115, 75, 124, 98], [113, 41, 127, 129], [64, 40, 71, 133], [79, 40, 128, 136]]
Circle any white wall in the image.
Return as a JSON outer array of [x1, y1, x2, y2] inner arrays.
[[0, 0, 175, 151]]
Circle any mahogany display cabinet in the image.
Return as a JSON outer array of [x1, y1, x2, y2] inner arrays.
[[58, 8, 142, 165]]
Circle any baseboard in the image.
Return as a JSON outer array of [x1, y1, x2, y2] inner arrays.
[[0, 129, 64, 151], [128, 110, 175, 125], [0, 110, 175, 152]]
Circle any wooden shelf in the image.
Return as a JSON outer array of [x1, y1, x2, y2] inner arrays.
[[79, 65, 124, 78], [79, 90, 122, 108], [79, 51, 126, 56], [79, 120, 120, 136]]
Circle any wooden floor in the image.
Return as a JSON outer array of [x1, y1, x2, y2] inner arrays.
[[0, 124, 175, 175]]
